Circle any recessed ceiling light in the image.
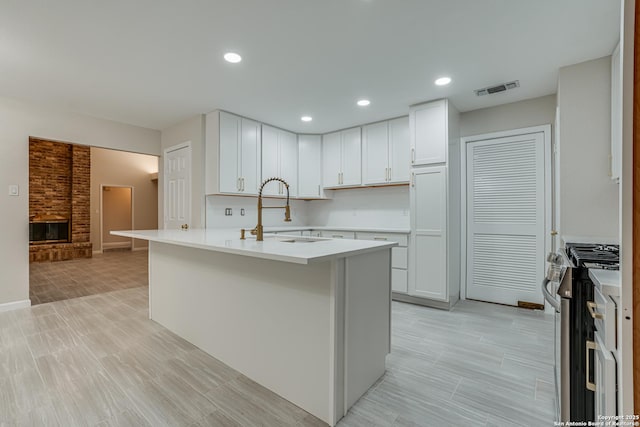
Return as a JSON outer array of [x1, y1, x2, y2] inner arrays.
[[357, 99, 371, 107], [223, 52, 242, 63], [301, 116, 312, 122], [435, 77, 452, 86]]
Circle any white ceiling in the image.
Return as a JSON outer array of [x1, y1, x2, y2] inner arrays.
[[0, 0, 620, 133]]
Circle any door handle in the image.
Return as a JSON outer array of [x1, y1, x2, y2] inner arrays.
[[586, 301, 603, 320], [586, 340, 596, 392]]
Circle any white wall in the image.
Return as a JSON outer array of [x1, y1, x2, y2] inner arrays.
[[160, 115, 206, 229], [306, 187, 410, 229], [557, 56, 619, 240], [459, 94, 556, 137], [0, 96, 160, 306], [206, 195, 310, 229]]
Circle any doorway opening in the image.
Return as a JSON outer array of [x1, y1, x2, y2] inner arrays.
[[101, 185, 133, 252]]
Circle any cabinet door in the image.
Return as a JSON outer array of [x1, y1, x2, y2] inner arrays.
[[362, 121, 389, 185], [240, 118, 261, 195], [218, 111, 241, 193], [391, 269, 408, 293], [341, 127, 362, 186], [409, 166, 447, 301], [388, 116, 410, 182], [298, 135, 322, 198], [279, 130, 298, 198], [322, 132, 342, 187], [410, 100, 446, 166], [261, 125, 280, 196]]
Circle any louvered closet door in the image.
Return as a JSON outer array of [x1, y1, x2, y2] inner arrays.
[[466, 132, 545, 306]]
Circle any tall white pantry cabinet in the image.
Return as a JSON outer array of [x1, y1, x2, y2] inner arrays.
[[406, 99, 461, 309]]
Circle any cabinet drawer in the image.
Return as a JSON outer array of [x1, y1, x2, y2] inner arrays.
[[392, 268, 408, 293], [356, 232, 408, 247], [318, 230, 355, 239], [392, 247, 408, 269]]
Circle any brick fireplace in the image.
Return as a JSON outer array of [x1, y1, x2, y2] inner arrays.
[[29, 138, 92, 262]]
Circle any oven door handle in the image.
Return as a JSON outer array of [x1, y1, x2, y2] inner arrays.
[[541, 278, 560, 312]]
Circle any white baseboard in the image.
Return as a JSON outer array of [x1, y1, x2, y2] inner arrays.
[[132, 247, 149, 252], [93, 250, 103, 255], [0, 299, 31, 313]]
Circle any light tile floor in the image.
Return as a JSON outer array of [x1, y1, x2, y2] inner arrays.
[[11, 252, 556, 426], [29, 250, 148, 305]]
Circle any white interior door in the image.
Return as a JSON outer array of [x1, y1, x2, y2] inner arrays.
[[164, 143, 191, 230], [466, 132, 545, 306]]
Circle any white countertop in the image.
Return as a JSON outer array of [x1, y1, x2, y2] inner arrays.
[[588, 269, 621, 297], [262, 226, 411, 234], [112, 229, 397, 265]]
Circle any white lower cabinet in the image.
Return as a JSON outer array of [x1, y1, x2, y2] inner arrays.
[[318, 230, 356, 239], [355, 231, 409, 294], [409, 166, 448, 301]]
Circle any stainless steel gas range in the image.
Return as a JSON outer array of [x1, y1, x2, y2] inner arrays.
[[542, 243, 619, 423]]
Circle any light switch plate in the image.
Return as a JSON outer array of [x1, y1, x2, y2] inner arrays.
[[8, 185, 18, 196]]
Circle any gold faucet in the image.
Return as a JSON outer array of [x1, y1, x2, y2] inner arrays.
[[240, 177, 291, 241]]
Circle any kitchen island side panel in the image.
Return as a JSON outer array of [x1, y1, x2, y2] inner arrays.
[[148, 241, 335, 424]]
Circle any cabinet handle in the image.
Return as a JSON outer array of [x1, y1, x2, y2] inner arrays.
[[411, 148, 415, 163], [586, 340, 596, 392], [374, 237, 388, 241], [317, 185, 320, 196], [237, 177, 241, 191], [586, 301, 604, 320], [385, 168, 388, 181], [332, 234, 344, 238], [241, 177, 245, 192], [388, 167, 391, 181], [411, 172, 415, 187]]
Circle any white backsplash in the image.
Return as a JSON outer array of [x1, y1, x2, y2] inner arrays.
[[206, 195, 310, 229], [206, 186, 410, 230], [307, 186, 410, 229]]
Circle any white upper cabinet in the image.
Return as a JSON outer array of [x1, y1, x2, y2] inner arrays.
[[410, 99, 447, 166], [341, 128, 362, 186], [322, 132, 342, 188], [206, 111, 261, 195], [261, 125, 298, 197], [363, 117, 410, 185], [363, 121, 390, 185], [298, 135, 324, 198], [389, 117, 410, 182], [611, 42, 622, 183], [322, 128, 361, 188], [239, 117, 262, 195]]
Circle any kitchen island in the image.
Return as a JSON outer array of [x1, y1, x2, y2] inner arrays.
[[111, 228, 396, 426]]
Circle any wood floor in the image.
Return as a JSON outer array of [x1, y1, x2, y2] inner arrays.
[[6, 253, 555, 426]]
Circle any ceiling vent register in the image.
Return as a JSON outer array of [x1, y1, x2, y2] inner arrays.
[[474, 80, 520, 96]]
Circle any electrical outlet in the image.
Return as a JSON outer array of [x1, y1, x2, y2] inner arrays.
[[8, 185, 18, 196], [240, 208, 245, 216], [225, 208, 233, 216]]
